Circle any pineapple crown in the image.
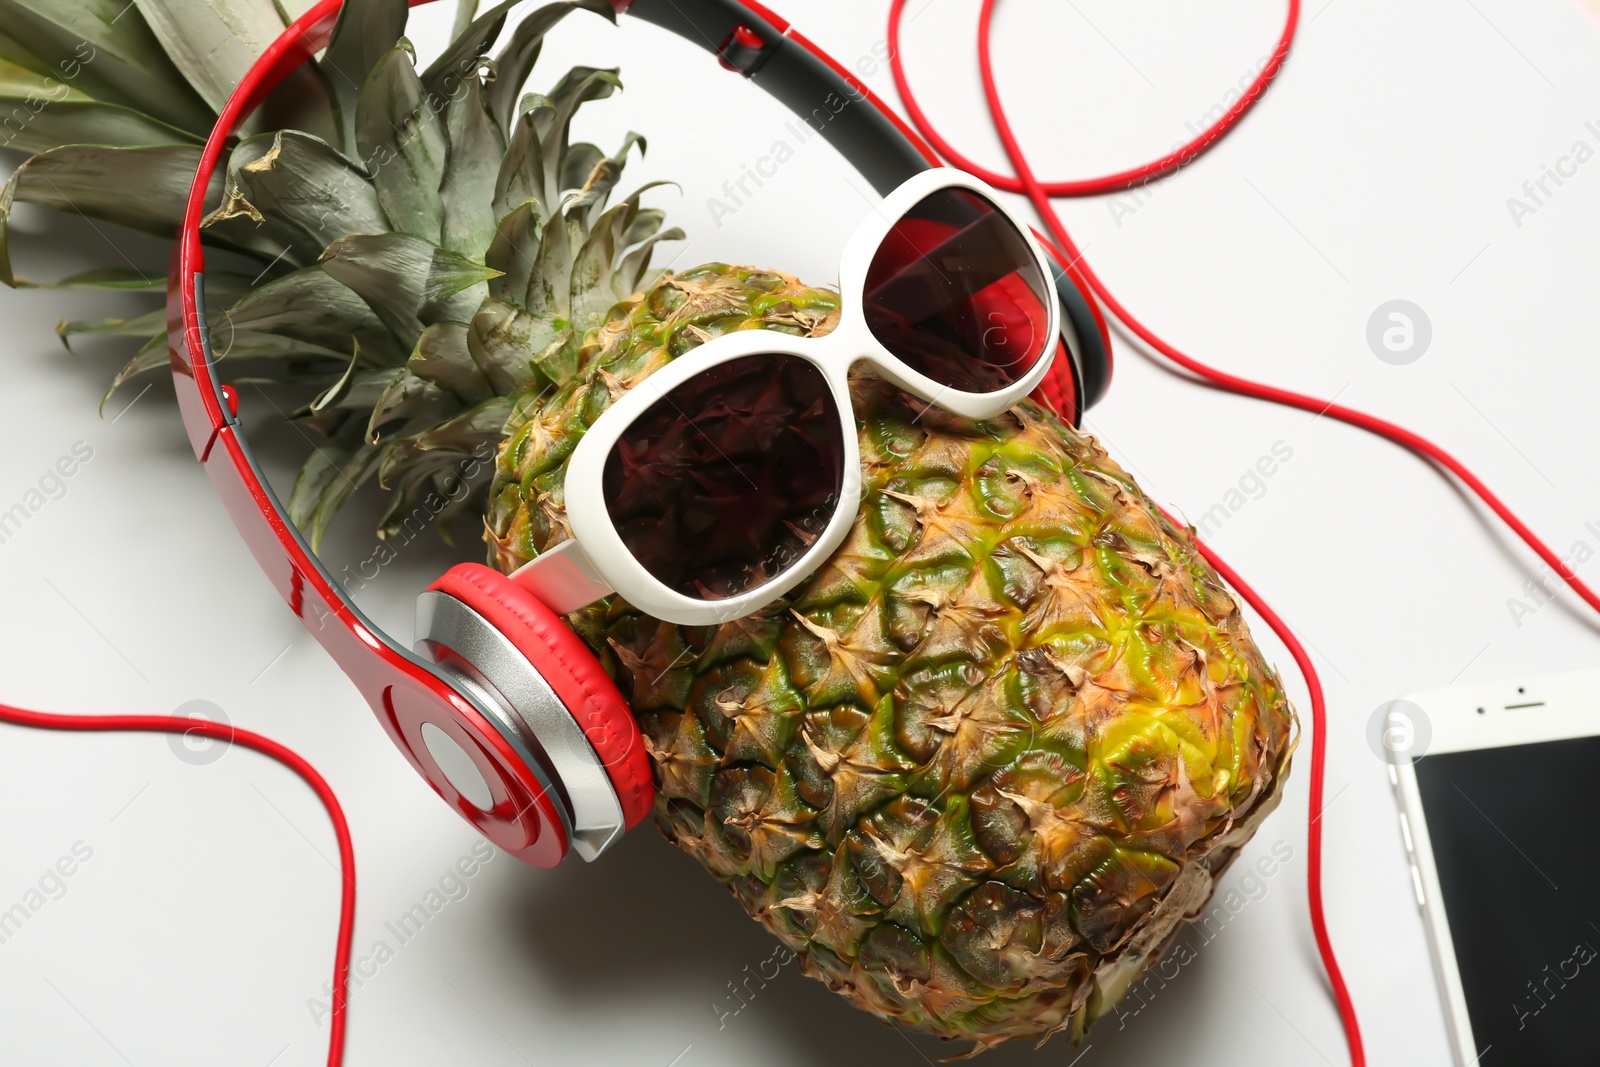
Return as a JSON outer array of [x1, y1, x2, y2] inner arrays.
[[2, 0, 681, 549]]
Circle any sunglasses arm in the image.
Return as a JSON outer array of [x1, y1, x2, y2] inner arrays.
[[509, 539, 616, 615]]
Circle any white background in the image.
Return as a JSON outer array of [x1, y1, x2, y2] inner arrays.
[[2, 0, 1599, 1064]]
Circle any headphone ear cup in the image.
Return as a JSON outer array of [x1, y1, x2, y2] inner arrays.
[[1030, 340, 1079, 426], [428, 564, 655, 830], [1041, 258, 1111, 422]]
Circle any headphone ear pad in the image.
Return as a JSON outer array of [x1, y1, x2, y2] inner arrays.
[[1030, 340, 1078, 425], [429, 564, 655, 829], [1041, 257, 1111, 421]]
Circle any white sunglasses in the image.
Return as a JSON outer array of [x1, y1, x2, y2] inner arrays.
[[512, 170, 1061, 626]]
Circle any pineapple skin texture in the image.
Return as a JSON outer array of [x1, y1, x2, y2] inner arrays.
[[488, 265, 1297, 1051]]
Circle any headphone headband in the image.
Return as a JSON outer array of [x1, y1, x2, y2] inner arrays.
[[165, 0, 1108, 866], [626, 0, 939, 193]]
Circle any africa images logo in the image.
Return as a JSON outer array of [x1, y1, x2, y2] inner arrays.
[[1504, 119, 1600, 228], [0, 441, 95, 546], [1512, 939, 1598, 1031], [0, 842, 95, 947], [304, 841, 498, 1027]]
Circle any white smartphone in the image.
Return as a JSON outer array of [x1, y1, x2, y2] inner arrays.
[[1386, 665, 1600, 1066]]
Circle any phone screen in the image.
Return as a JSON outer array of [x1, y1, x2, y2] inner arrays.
[[1413, 734, 1600, 1064]]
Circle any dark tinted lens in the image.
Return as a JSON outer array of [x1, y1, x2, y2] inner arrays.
[[864, 187, 1052, 393], [601, 354, 845, 602]]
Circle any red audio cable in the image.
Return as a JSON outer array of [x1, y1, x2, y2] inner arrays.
[[1167, 520, 1358, 1064], [890, 0, 1301, 198], [0, 703, 356, 1067]]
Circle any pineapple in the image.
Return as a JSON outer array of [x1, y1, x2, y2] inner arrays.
[[4, 0, 1299, 1052], [489, 270, 1297, 1049]]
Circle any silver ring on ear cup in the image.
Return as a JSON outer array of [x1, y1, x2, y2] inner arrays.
[[415, 592, 626, 861]]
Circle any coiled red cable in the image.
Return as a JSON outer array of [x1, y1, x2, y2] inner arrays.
[[0, 703, 356, 1067], [890, 0, 1300, 198]]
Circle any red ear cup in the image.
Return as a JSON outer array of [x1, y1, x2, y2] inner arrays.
[[1031, 256, 1109, 425], [428, 564, 656, 830], [1030, 339, 1078, 424]]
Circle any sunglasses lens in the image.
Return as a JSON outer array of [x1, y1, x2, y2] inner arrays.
[[602, 353, 845, 602], [865, 187, 1053, 395]]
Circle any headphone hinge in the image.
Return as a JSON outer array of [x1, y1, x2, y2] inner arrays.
[[717, 24, 777, 76]]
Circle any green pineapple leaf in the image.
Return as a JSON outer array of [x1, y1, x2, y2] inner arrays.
[[485, 0, 616, 134], [132, 0, 291, 113], [538, 66, 622, 205], [526, 205, 573, 323], [583, 133, 649, 223], [373, 398, 512, 543], [466, 298, 560, 395], [0, 0, 213, 133], [56, 308, 168, 352], [408, 321, 494, 403], [287, 424, 383, 551], [356, 42, 448, 243], [570, 179, 674, 323], [422, 0, 519, 101], [450, 0, 481, 40], [0, 53, 90, 99], [556, 141, 605, 193], [306, 343, 365, 414], [318, 370, 415, 420], [253, 56, 344, 148], [319, 0, 409, 151], [208, 264, 405, 365], [103, 335, 169, 410], [484, 199, 542, 305], [622, 205, 668, 247], [191, 0, 343, 146], [273, 0, 321, 19], [492, 94, 557, 222], [320, 233, 502, 351], [440, 74, 504, 259], [366, 366, 453, 440], [0, 143, 203, 287], [208, 130, 388, 265], [24, 268, 166, 291], [616, 226, 684, 297], [0, 55, 202, 153], [0, 100, 199, 155]]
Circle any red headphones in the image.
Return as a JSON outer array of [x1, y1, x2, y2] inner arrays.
[[168, 0, 1112, 868]]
